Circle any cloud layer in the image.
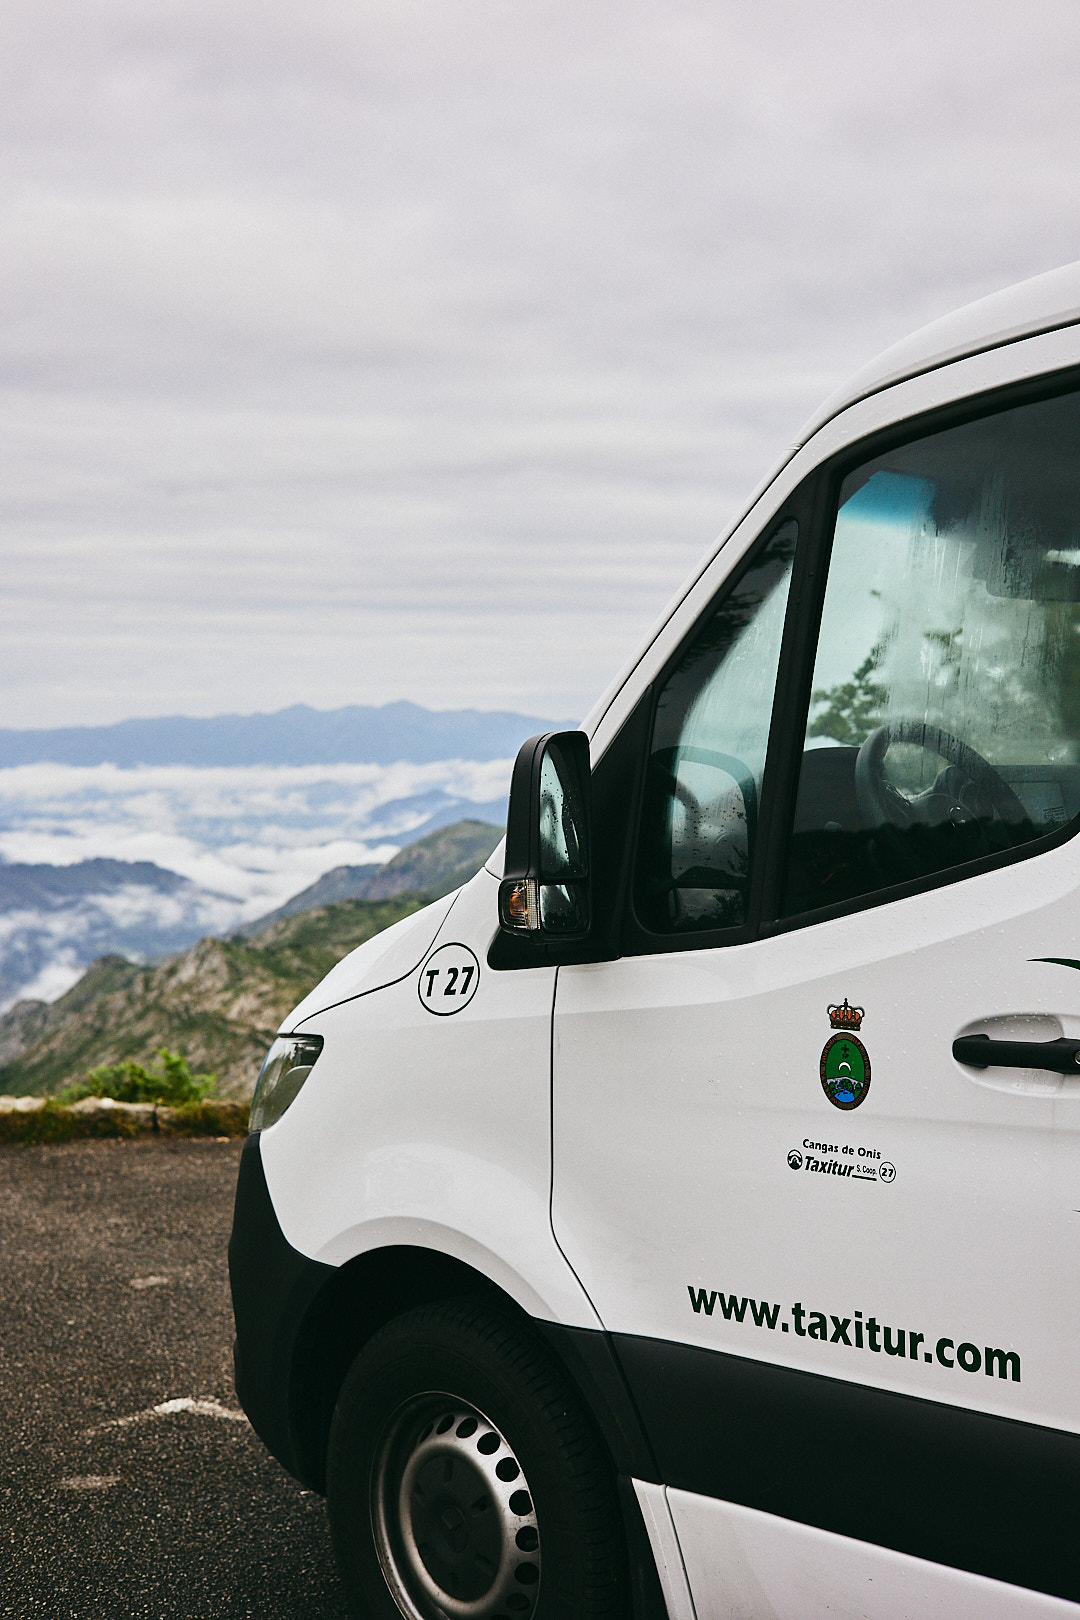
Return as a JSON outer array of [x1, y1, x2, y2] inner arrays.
[[0, 755, 511, 1006], [4, 2, 1080, 724], [0, 758, 510, 908]]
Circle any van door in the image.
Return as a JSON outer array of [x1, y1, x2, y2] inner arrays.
[[551, 379, 1080, 1610]]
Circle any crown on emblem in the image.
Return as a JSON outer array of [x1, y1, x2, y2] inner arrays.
[[828, 998, 864, 1031]]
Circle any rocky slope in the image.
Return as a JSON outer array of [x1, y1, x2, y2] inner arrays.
[[0, 896, 425, 1099], [0, 819, 503, 1100]]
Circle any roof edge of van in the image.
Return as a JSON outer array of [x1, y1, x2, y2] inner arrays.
[[582, 262, 1080, 749], [796, 260, 1080, 450]]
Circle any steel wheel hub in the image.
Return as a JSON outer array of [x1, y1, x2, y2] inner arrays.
[[372, 1396, 541, 1620]]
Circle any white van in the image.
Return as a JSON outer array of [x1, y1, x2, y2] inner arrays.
[[229, 264, 1080, 1620]]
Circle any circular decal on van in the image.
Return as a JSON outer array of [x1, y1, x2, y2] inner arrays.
[[820, 1033, 871, 1111], [418, 943, 480, 1016]]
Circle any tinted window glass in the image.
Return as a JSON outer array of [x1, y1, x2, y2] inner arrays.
[[636, 520, 796, 932], [784, 388, 1080, 916]]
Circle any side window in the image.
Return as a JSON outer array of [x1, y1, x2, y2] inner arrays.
[[784, 387, 1080, 918], [636, 520, 797, 932]]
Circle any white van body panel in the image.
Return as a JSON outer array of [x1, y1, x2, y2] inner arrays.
[[629, 1482, 696, 1620], [668, 1490, 1079, 1620], [281, 890, 460, 1030], [260, 867, 599, 1329], [239, 266, 1080, 1617], [553, 829, 1080, 1430]]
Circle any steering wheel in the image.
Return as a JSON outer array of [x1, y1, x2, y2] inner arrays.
[[854, 722, 1028, 872], [653, 746, 757, 891]]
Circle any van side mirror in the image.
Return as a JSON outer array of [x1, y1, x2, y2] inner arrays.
[[499, 731, 592, 939]]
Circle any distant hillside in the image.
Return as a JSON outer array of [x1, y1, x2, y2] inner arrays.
[[242, 819, 501, 935], [0, 702, 568, 768], [0, 858, 189, 911], [0, 897, 426, 1099], [0, 858, 235, 1010], [0, 818, 503, 1099], [0, 819, 502, 1011]]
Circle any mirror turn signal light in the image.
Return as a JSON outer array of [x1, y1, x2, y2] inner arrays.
[[499, 877, 539, 932]]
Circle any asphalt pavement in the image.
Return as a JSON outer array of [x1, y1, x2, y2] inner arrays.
[[0, 1137, 352, 1618]]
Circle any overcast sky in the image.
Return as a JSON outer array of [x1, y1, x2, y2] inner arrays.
[[4, 0, 1080, 728]]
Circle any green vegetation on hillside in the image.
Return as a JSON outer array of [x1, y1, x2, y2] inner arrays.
[[58, 1048, 217, 1106]]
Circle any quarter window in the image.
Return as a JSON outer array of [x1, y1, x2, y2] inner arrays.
[[635, 520, 797, 932]]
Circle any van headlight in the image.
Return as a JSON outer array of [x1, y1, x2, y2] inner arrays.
[[249, 1034, 324, 1133]]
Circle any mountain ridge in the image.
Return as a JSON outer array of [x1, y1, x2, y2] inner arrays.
[[240, 819, 501, 936], [0, 702, 572, 769], [0, 858, 199, 912]]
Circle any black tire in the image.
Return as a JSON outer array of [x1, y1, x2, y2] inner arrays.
[[326, 1296, 629, 1620]]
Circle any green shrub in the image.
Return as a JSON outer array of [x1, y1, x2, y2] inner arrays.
[[162, 1099, 248, 1136], [58, 1048, 218, 1107]]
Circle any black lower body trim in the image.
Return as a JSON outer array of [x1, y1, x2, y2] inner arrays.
[[228, 1132, 334, 1485], [533, 1321, 660, 1483], [612, 1332, 1080, 1604]]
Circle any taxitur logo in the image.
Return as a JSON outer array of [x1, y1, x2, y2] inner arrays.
[[788, 1139, 895, 1182]]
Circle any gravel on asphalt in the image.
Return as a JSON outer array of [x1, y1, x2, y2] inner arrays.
[[0, 1137, 352, 1618]]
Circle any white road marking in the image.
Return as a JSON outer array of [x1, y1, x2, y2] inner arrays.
[[58, 1475, 119, 1491], [129, 1275, 170, 1289], [85, 1397, 248, 1437]]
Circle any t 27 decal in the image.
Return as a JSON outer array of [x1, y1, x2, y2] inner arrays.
[[418, 942, 481, 1015]]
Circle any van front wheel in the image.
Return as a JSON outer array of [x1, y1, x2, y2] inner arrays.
[[326, 1297, 628, 1620]]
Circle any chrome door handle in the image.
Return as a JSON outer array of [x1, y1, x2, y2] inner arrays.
[[952, 1033, 1080, 1073]]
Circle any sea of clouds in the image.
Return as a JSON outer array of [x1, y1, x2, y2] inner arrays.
[[0, 758, 511, 1007]]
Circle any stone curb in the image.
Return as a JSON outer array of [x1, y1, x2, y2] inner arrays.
[[0, 1096, 248, 1143]]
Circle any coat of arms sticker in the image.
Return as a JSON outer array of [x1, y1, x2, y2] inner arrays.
[[820, 999, 871, 1111]]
